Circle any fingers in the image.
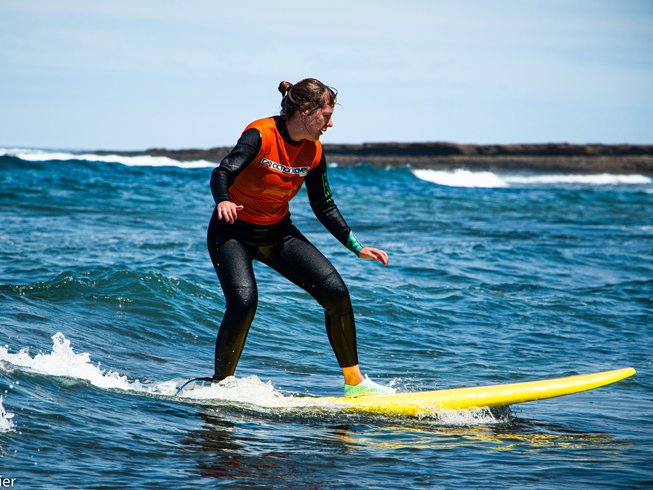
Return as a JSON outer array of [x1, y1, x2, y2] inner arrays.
[[360, 247, 389, 266], [371, 248, 389, 266], [217, 202, 244, 224], [377, 249, 389, 266]]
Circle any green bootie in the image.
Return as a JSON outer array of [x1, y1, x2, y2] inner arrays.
[[344, 375, 396, 397]]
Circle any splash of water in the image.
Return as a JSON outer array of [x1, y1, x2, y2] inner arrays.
[[0, 333, 306, 409], [0, 332, 139, 391], [0, 333, 506, 426], [0, 397, 15, 432]]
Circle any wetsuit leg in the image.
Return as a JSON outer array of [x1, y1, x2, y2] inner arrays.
[[208, 236, 258, 380], [260, 227, 359, 368]]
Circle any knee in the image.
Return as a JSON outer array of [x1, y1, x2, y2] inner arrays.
[[321, 273, 352, 315], [225, 286, 258, 319]]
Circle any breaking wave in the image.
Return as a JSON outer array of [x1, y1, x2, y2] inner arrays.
[[412, 169, 652, 188], [0, 333, 503, 426], [0, 148, 214, 169]]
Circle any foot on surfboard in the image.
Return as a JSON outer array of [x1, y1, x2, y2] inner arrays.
[[344, 375, 396, 397]]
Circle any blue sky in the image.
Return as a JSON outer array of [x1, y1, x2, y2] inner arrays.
[[1, 1, 652, 150]]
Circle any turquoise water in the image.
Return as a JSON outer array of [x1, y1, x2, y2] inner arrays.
[[0, 149, 651, 488]]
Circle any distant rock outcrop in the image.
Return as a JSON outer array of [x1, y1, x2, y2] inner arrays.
[[100, 142, 653, 174]]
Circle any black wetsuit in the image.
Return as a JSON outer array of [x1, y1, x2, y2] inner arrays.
[[207, 117, 364, 380]]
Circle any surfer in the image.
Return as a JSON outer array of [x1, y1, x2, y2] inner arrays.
[[207, 78, 394, 396]]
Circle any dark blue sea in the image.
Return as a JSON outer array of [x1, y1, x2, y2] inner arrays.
[[1, 148, 651, 489]]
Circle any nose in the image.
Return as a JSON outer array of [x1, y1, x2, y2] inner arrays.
[[326, 117, 333, 128]]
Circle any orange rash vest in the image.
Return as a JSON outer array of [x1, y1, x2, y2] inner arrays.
[[228, 117, 323, 225]]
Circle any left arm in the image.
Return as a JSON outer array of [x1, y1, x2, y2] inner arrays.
[[305, 155, 388, 266]]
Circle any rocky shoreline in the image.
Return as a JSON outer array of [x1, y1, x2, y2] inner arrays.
[[101, 143, 653, 174]]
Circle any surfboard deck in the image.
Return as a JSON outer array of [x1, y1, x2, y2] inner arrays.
[[311, 367, 636, 417]]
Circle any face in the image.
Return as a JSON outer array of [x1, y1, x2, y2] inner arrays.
[[301, 101, 334, 141]]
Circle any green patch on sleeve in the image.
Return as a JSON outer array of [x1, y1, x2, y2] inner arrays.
[[345, 231, 365, 255], [322, 173, 333, 201]]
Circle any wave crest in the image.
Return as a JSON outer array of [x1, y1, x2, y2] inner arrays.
[[413, 169, 652, 188], [0, 148, 214, 169], [2, 270, 205, 305]]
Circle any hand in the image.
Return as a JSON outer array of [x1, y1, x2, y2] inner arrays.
[[358, 246, 389, 266], [217, 201, 244, 224]]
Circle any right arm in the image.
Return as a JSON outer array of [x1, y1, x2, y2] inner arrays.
[[210, 128, 261, 223], [305, 155, 388, 266]]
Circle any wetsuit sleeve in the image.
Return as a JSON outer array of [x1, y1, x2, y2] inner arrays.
[[305, 155, 365, 255], [210, 128, 261, 204]]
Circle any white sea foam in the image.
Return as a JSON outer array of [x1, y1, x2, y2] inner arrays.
[[0, 332, 140, 391], [505, 173, 652, 185], [0, 333, 302, 409], [425, 407, 502, 426], [412, 169, 652, 188], [0, 333, 507, 424], [413, 169, 509, 188], [161, 376, 294, 408], [0, 148, 214, 169], [0, 397, 15, 432]]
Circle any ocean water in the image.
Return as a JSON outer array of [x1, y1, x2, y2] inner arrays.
[[0, 148, 651, 489]]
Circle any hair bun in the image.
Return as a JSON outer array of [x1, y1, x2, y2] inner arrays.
[[278, 78, 337, 118], [278, 81, 293, 97]]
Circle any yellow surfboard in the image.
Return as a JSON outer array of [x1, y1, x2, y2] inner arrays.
[[314, 367, 636, 417]]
